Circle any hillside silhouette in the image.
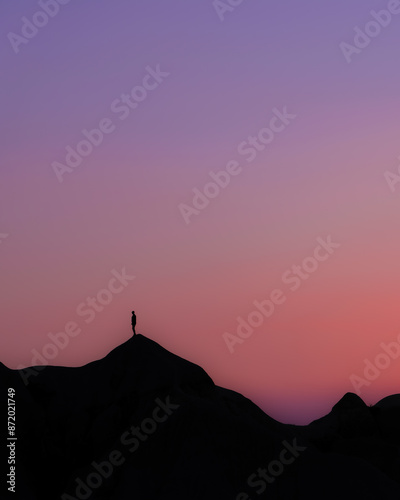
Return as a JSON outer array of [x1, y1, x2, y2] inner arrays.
[[2, 334, 400, 499]]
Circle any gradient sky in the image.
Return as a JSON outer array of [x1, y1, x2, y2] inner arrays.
[[2, 0, 400, 424]]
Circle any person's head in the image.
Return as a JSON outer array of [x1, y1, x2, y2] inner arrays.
[[132, 311, 135, 314]]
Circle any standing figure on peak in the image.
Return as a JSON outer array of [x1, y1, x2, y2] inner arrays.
[[131, 311, 137, 336]]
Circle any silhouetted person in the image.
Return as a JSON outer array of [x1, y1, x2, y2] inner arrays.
[[131, 311, 137, 336]]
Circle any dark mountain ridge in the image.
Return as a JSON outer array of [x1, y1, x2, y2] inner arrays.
[[2, 334, 400, 499]]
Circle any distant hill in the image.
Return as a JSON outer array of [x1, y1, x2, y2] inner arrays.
[[2, 334, 400, 499]]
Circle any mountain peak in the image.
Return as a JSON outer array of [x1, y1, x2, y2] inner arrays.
[[332, 392, 367, 412], [3, 335, 400, 499]]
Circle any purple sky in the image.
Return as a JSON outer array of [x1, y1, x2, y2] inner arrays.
[[2, 0, 400, 423]]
